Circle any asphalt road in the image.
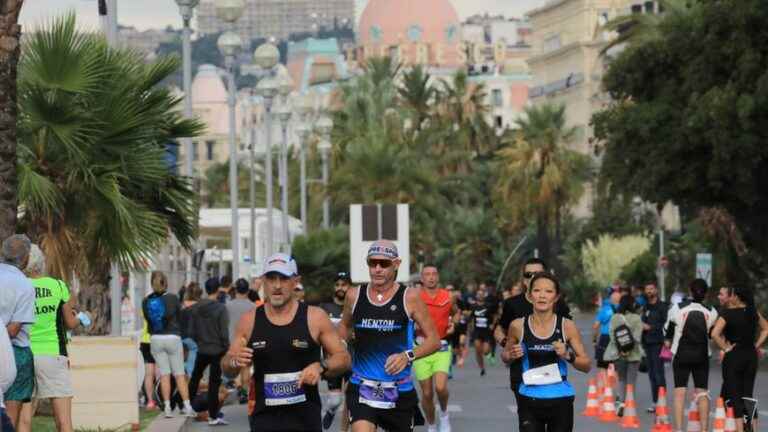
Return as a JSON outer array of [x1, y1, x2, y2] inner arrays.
[[185, 313, 768, 431]]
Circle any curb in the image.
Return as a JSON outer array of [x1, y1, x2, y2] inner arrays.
[[145, 415, 191, 432]]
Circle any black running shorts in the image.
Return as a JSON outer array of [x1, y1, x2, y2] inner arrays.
[[346, 383, 417, 432], [673, 357, 709, 389]]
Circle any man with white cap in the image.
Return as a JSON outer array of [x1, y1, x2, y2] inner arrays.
[[339, 240, 440, 432], [222, 253, 351, 432]]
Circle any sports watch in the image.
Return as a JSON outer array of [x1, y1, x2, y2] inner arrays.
[[405, 349, 416, 364]]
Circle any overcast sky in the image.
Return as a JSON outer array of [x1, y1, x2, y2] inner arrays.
[[20, 0, 546, 32]]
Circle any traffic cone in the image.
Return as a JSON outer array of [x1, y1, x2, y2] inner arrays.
[[583, 377, 600, 417], [725, 406, 737, 432], [608, 363, 618, 388], [686, 400, 701, 432], [652, 386, 672, 432], [712, 397, 726, 432], [599, 380, 618, 422], [620, 384, 640, 429], [597, 370, 606, 416]]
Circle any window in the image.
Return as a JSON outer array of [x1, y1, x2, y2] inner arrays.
[[206, 140, 215, 161], [644, 1, 655, 13], [192, 141, 199, 161], [495, 116, 503, 129], [492, 89, 503, 107], [362, 204, 398, 241], [631, 4, 642, 13], [543, 34, 561, 52]]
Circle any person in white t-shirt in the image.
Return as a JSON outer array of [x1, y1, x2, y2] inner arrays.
[[1, 316, 18, 431]]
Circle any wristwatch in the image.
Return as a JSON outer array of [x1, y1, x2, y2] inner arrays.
[[320, 359, 329, 377], [405, 349, 416, 364]]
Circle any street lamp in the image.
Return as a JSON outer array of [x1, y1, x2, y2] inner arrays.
[[275, 70, 293, 252], [254, 42, 280, 255], [216, 0, 245, 278], [317, 115, 333, 229], [175, 0, 199, 287], [294, 93, 316, 232]]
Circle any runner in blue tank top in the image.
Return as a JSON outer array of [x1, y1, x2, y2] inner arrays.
[[339, 240, 441, 432], [502, 272, 592, 432]]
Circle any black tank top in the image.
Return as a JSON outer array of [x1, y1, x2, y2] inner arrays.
[[519, 314, 574, 398], [350, 283, 415, 391], [248, 302, 321, 431]]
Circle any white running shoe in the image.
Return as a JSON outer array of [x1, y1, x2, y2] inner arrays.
[[182, 405, 195, 417], [439, 413, 451, 432], [208, 417, 229, 426], [427, 425, 438, 432], [163, 405, 174, 418]]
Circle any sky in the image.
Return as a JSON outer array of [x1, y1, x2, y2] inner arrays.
[[19, 0, 547, 32]]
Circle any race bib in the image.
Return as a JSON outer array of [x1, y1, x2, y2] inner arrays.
[[476, 317, 488, 328], [359, 379, 399, 409], [264, 372, 306, 406], [440, 340, 450, 352], [522, 363, 562, 386]]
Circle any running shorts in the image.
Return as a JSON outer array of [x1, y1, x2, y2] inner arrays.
[[473, 328, 493, 343], [4, 346, 35, 402], [140, 342, 155, 364], [518, 395, 574, 432], [413, 350, 452, 381], [449, 324, 467, 348], [150, 335, 185, 376], [34, 355, 74, 399], [595, 334, 611, 369], [346, 383, 417, 432], [673, 357, 708, 389]]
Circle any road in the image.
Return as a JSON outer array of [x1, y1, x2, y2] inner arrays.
[[186, 314, 768, 431]]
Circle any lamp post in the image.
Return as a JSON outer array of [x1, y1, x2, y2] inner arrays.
[[275, 71, 293, 251], [248, 101, 259, 268], [254, 42, 280, 254], [215, 0, 245, 278], [294, 92, 314, 233], [317, 115, 333, 229]]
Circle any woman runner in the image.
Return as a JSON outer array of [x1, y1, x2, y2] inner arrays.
[[711, 286, 768, 432], [502, 272, 591, 432]]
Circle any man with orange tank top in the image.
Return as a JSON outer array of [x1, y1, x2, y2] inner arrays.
[[413, 265, 458, 432]]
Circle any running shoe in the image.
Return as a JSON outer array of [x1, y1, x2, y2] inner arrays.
[[439, 413, 451, 432], [488, 355, 497, 366], [617, 402, 625, 417], [146, 400, 157, 410], [182, 405, 195, 417], [322, 409, 336, 430], [208, 417, 229, 426], [480, 369, 486, 376], [164, 405, 174, 418], [646, 406, 656, 414], [427, 425, 438, 432], [238, 388, 248, 405]]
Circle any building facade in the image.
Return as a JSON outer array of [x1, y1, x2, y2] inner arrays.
[[197, 0, 355, 43]]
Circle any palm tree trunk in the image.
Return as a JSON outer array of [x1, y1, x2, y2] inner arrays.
[[0, 1, 24, 240], [77, 264, 112, 335]]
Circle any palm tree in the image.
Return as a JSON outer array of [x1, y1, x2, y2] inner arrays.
[[496, 103, 592, 265], [397, 65, 435, 132], [600, 0, 697, 55], [16, 15, 204, 333], [0, 0, 25, 240]]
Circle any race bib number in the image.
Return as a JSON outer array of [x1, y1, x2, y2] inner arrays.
[[359, 379, 399, 409], [475, 317, 488, 328], [264, 372, 306, 406], [522, 363, 562, 386]]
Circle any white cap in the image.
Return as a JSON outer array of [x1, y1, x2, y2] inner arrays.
[[261, 253, 297, 277]]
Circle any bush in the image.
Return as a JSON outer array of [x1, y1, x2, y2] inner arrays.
[[291, 225, 349, 303], [582, 234, 651, 287], [563, 276, 601, 312], [620, 250, 658, 287]]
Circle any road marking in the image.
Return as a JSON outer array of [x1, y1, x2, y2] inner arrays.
[[447, 404, 462, 413]]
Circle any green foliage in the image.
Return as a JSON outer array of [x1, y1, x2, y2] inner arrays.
[[582, 234, 651, 287], [291, 225, 349, 302], [16, 14, 203, 279], [593, 0, 768, 279], [619, 250, 658, 287], [563, 276, 601, 312]]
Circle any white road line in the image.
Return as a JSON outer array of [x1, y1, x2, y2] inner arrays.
[[447, 404, 462, 413]]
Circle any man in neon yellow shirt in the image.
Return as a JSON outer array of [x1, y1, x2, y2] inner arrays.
[[24, 245, 79, 432]]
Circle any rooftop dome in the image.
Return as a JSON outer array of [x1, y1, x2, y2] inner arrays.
[[191, 64, 227, 104], [358, 0, 461, 48]]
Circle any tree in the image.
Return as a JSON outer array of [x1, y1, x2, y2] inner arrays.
[[16, 15, 203, 333], [0, 0, 25, 240], [291, 225, 348, 302], [582, 234, 651, 287], [592, 0, 768, 282], [496, 103, 592, 266]]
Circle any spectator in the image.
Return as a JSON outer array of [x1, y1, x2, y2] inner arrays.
[[225, 278, 255, 404], [604, 294, 643, 415], [641, 281, 668, 412], [592, 289, 621, 375], [248, 277, 263, 305], [0, 235, 36, 429], [632, 285, 647, 308], [142, 271, 193, 418], [180, 282, 201, 377], [711, 286, 768, 432], [1, 316, 18, 432], [664, 279, 718, 432], [218, 275, 232, 304], [19, 245, 80, 432], [188, 277, 230, 425]]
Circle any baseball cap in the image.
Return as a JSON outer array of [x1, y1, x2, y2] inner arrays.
[[335, 271, 352, 283], [261, 253, 297, 277], [367, 240, 399, 260]]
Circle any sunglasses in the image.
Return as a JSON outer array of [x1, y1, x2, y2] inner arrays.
[[367, 259, 393, 269], [294, 288, 303, 293], [523, 271, 539, 279]]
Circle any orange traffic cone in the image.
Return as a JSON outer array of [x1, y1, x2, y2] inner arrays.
[[652, 386, 672, 432], [597, 370, 606, 416], [712, 397, 727, 432], [725, 406, 737, 432], [686, 400, 702, 432], [608, 363, 618, 387], [583, 377, 600, 417], [620, 384, 640, 429], [599, 380, 618, 422]]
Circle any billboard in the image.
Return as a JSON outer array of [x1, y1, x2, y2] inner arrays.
[[349, 204, 410, 284]]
